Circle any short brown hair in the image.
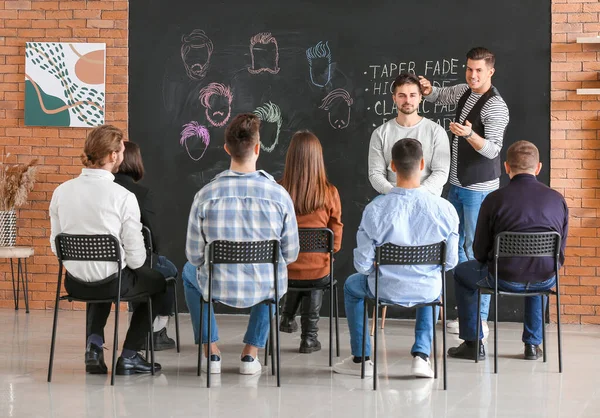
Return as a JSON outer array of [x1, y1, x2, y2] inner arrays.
[[224, 113, 260, 161], [392, 138, 423, 177], [117, 141, 145, 182], [506, 141, 539, 173], [280, 130, 331, 215], [391, 73, 423, 95], [81, 124, 123, 168], [466, 47, 495, 68]]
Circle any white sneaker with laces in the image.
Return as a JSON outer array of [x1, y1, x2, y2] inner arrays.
[[200, 354, 222, 374], [333, 356, 373, 377], [239, 355, 263, 375], [481, 321, 489, 340], [411, 356, 434, 378]]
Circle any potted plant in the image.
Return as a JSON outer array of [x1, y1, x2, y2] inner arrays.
[[0, 154, 38, 246]]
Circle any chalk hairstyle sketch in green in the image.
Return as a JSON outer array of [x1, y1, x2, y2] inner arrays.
[[253, 102, 282, 153]]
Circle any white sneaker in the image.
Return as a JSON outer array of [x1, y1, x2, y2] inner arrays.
[[200, 354, 222, 374], [411, 356, 434, 378], [482, 321, 489, 340], [239, 355, 263, 375], [333, 356, 373, 377], [446, 319, 459, 334]]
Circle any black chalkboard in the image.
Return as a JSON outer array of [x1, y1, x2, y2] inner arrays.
[[129, 0, 550, 321]]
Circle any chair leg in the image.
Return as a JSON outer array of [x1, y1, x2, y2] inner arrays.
[[373, 303, 378, 391], [148, 298, 155, 375], [10, 259, 17, 310], [556, 292, 562, 373], [361, 298, 367, 379], [23, 259, 30, 313], [494, 291, 498, 374], [172, 281, 180, 353], [381, 306, 387, 330], [16, 260, 21, 311], [198, 298, 203, 377], [207, 299, 212, 388], [541, 295, 547, 363], [275, 300, 281, 387], [442, 302, 447, 391], [269, 304, 275, 375], [145, 334, 149, 361], [476, 291, 481, 364], [329, 283, 333, 367], [47, 291, 61, 382], [334, 284, 340, 358], [432, 305, 437, 379], [111, 301, 120, 386]]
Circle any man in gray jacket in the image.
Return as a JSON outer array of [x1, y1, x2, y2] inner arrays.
[[368, 73, 450, 197]]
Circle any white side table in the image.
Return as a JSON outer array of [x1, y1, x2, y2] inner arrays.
[[0, 247, 34, 313]]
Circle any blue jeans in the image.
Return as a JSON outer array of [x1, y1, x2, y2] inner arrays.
[[453, 260, 556, 345], [448, 184, 492, 321], [181, 262, 271, 348], [344, 273, 438, 358]]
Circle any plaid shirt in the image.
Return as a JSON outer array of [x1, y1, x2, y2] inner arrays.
[[185, 170, 299, 308]]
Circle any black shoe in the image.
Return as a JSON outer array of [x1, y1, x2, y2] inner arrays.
[[85, 343, 108, 374], [279, 315, 299, 333], [524, 344, 543, 360], [141, 327, 176, 351], [448, 341, 486, 360], [299, 337, 321, 353], [115, 353, 162, 375]]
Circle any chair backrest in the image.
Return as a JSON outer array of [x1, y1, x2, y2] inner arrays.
[[208, 240, 279, 265], [55, 234, 121, 267], [376, 242, 446, 267], [494, 231, 561, 259], [298, 228, 333, 254], [141, 225, 153, 267]]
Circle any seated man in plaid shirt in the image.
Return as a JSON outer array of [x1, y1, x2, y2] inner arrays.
[[184, 113, 299, 376]]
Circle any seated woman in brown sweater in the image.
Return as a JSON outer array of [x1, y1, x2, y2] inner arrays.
[[279, 131, 343, 353]]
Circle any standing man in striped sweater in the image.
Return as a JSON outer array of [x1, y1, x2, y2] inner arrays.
[[419, 47, 510, 335]]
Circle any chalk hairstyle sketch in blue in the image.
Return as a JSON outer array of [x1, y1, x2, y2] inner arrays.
[[253, 102, 282, 152], [306, 41, 332, 87], [319, 88, 353, 130], [180, 121, 210, 161], [181, 30, 213, 81]]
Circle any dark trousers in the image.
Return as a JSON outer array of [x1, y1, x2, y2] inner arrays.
[[65, 266, 167, 351]]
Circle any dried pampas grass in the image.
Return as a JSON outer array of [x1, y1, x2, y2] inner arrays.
[[0, 154, 38, 211]]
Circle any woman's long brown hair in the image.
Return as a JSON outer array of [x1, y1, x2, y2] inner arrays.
[[280, 130, 330, 215]]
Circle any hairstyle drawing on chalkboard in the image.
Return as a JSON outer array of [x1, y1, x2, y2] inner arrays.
[[180, 121, 210, 161], [181, 30, 214, 80], [319, 88, 353, 130], [199, 82, 233, 128], [249, 32, 280, 74], [306, 41, 332, 87], [280, 130, 331, 215], [253, 102, 282, 153]]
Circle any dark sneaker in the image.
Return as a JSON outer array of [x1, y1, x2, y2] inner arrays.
[[115, 353, 162, 375], [85, 342, 108, 374], [448, 341, 486, 360], [141, 327, 175, 351], [524, 344, 543, 360], [299, 337, 321, 353]]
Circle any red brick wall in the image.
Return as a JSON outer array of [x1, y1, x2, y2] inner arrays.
[[0, 1, 599, 322], [551, 0, 600, 324], [0, 0, 127, 310]]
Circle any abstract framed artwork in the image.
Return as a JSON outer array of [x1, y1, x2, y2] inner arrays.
[[25, 42, 106, 127]]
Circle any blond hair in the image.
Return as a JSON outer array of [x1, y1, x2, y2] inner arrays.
[[81, 125, 124, 167]]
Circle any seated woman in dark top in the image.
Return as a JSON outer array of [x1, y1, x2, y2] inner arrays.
[[115, 141, 178, 350]]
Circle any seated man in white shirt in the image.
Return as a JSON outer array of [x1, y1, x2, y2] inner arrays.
[[49, 125, 167, 376]]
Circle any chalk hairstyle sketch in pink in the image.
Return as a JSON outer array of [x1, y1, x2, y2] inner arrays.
[[319, 88, 353, 130], [180, 121, 210, 161], [306, 41, 332, 87], [248, 32, 280, 74], [181, 29, 214, 80], [198, 82, 233, 127]]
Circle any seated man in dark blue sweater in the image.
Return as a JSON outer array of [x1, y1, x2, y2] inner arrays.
[[448, 140, 568, 361]]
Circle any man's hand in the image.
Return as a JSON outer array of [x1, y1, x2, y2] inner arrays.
[[449, 120, 473, 138], [418, 76, 432, 96]]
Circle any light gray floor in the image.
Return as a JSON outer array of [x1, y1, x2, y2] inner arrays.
[[0, 308, 597, 418]]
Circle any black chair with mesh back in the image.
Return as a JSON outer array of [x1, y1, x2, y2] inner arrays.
[[141, 226, 181, 353], [48, 234, 156, 386], [283, 228, 339, 367], [197, 239, 282, 388], [476, 231, 563, 374], [362, 241, 447, 391]]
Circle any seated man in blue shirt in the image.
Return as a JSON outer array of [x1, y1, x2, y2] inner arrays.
[[185, 113, 299, 376], [333, 138, 459, 378], [448, 140, 568, 361]]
